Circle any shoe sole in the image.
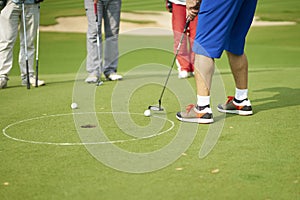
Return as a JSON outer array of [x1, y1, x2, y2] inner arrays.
[[22, 83, 46, 87], [217, 107, 253, 115], [176, 115, 214, 124], [0, 83, 7, 89], [85, 80, 98, 83], [85, 78, 99, 83], [106, 77, 122, 81], [22, 82, 45, 87], [178, 73, 193, 79]]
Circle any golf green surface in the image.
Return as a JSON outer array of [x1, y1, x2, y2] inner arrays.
[[1, 0, 299, 199]]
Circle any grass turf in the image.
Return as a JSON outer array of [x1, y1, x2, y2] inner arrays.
[[39, 0, 300, 25], [1, 1, 300, 200]]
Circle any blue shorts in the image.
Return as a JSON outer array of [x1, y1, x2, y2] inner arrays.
[[193, 0, 257, 58]]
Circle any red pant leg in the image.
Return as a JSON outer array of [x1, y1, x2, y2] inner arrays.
[[172, 4, 198, 72]]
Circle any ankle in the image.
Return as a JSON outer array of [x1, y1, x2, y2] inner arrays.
[[196, 104, 210, 111]]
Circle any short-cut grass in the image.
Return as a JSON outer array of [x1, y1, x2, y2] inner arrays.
[[0, 1, 299, 200]]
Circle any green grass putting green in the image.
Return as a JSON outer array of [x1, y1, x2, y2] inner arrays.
[[0, 1, 300, 200]]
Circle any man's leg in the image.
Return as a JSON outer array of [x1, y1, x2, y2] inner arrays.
[[19, 3, 38, 77], [194, 54, 215, 96], [227, 52, 248, 89], [217, 0, 257, 115], [176, 54, 214, 124], [84, 0, 102, 83], [19, 3, 45, 86], [0, 1, 20, 87], [103, 0, 122, 80], [217, 52, 252, 115], [172, 4, 190, 78], [188, 15, 198, 73]]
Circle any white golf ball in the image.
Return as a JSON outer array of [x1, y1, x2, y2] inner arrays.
[[71, 102, 78, 109], [144, 109, 151, 117]]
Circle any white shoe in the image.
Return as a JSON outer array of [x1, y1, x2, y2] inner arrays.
[[85, 74, 99, 83], [178, 70, 189, 79], [0, 77, 8, 89], [107, 73, 122, 81], [176, 59, 192, 79], [22, 76, 45, 87]]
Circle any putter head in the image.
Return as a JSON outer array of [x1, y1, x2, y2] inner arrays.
[[96, 81, 103, 86], [148, 105, 164, 111]]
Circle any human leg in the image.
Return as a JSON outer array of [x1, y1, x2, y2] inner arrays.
[[176, 54, 214, 123], [194, 54, 214, 96], [84, 0, 102, 82], [217, 0, 257, 115], [102, 0, 122, 80], [188, 15, 198, 73], [177, 0, 244, 123], [224, 0, 257, 92], [216, 52, 252, 115], [227, 52, 248, 90], [19, 3, 44, 86], [172, 4, 190, 76], [224, 0, 257, 56], [19, 3, 38, 77], [0, 1, 20, 86]]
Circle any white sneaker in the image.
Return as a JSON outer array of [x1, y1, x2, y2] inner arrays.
[[176, 59, 191, 79], [22, 76, 45, 87], [178, 70, 189, 79], [85, 74, 99, 83], [0, 77, 8, 89], [107, 73, 122, 81]]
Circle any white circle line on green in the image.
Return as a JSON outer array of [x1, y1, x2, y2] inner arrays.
[[2, 112, 175, 146]]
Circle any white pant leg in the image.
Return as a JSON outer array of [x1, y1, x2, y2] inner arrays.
[[103, 0, 121, 77], [84, 0, 102, 76], [0, 1, 20, 77], [19, 3, 39, 78]]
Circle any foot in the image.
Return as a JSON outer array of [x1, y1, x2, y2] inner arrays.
[[106, 73, 122, 81], [22, 76, 45, 87], [217, 96, 253, 115], [178, 70, 189, 79], [176, 59, 192, 79], [85, 74, 99, 83], [176, 104, 214, 124], [0, 77, 8, 89]]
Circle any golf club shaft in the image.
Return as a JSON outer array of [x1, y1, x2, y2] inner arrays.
[[22, 2, 30, 89], [35, 5, 40, 87], [158, 18, 190, 108]]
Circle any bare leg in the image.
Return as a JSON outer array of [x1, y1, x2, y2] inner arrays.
[[226, 51, 248, 89], [194, 54, 215, 96], [175, 54, 214, 124]]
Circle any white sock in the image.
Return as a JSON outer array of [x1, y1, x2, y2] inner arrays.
[[235, 88, 248, 101], [197, 95, 210, 107]]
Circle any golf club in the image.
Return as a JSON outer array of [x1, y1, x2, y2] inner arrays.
[[148, 18, 190, 111], [21, 0, 30, 89], [35, 4, 40, 87], [94, 2, 104, 86]]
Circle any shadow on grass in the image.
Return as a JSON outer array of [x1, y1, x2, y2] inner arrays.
[[219, 68, 280, 75], [252, 87, 300, 113], [45, 79, 77, 85]]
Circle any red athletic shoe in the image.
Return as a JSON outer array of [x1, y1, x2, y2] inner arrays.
[[176, 104, 213, 124], [217, 96, 253, 115]]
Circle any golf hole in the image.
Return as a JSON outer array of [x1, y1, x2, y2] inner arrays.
[[3, 112, 175, 146], [80, 124, 97, 128]]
